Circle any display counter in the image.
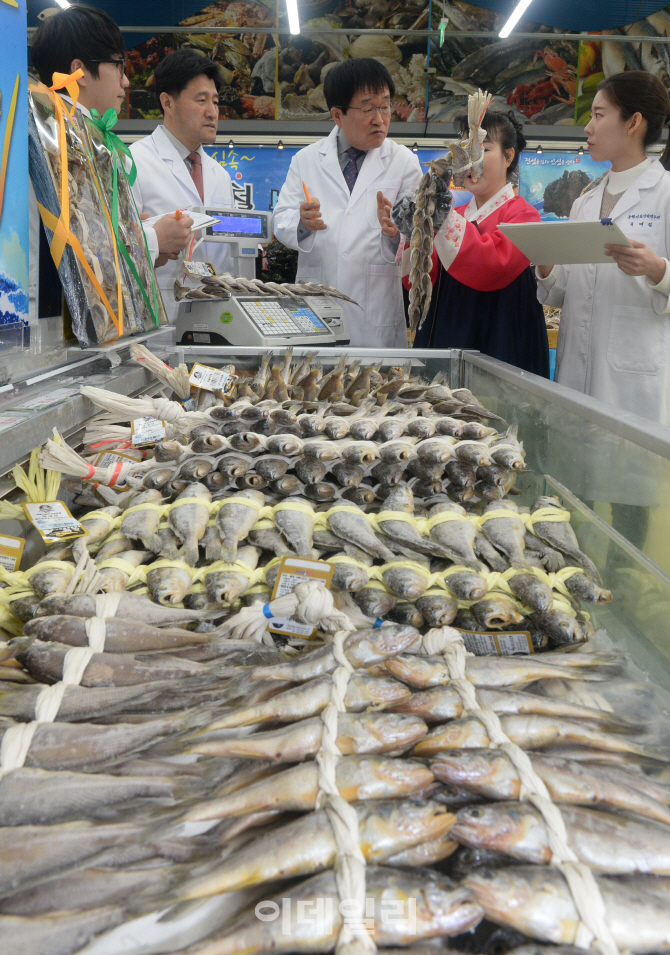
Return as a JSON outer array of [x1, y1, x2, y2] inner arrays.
[[1, 343, 669, 955]]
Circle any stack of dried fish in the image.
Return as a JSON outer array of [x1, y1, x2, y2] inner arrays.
[[175, 272, 360, 304], [0, 351, 667, 955], [18, 352, 610, 648]]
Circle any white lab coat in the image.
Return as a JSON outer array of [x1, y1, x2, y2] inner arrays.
[[273, 128, 422, 349], [539, 160, 670, 425], [130, 126, 234, 322]]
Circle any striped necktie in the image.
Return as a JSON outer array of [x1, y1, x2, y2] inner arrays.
[[342, 146, 365, 192], [187, 151, 204, 202]]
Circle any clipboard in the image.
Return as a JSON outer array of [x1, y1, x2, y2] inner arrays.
[[498, 220, 632, 264]]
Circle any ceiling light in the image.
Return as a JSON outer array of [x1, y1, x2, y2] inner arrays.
[[412, 142, 418, 152], [277, 140, 284, 150], [286, 0, 300, 34], [499, 0, 534, 38], [54, 0, 71, 7], [227, 139, 234, 149], [578, 145, 584, 155], [536, 144, 543, 154]]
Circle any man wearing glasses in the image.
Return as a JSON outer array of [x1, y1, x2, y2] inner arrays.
[[31, 6, 192, 273], [274, 58, 422, 348]]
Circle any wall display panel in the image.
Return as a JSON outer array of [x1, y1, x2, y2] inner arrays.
[[202, 143, 457, 211], [518, 151, 612, 221], [0, 0, 29, 339]]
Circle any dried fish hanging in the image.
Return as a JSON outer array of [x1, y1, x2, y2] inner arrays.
[[402, 89, 493, 344]]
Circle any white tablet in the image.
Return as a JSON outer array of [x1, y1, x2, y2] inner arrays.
[[498, 220, 632, 265]]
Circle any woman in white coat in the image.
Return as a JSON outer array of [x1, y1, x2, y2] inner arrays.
[[538, 71, 670, 426], [273, 59, 422, 349]]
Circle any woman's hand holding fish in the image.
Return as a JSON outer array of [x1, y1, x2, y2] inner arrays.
[[377, 191, 398, 238], [604, 238, 666, 283], [300, 198, 327, 232]]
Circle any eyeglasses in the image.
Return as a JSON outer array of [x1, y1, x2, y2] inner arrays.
[[346, 104, 392, 119], [88, 58, 127, 76]]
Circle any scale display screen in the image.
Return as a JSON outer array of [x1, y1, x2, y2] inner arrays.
[[211, 216, 262, 235], [241, 298, 328, 338], [205, 210, 270, 239]]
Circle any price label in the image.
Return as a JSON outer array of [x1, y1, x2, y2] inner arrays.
[[184, 260, 216, 278], [131, 416, 166, 447], [0, 534, 25, 572], [459, 630, 534, 656], [22, 502, 89, 542], [268, 557, 334, 639], [188, 362, 236, 396]]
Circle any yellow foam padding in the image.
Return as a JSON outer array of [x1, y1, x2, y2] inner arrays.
[[0, 588, 36, 604], [193, 560, 256, 580], [272, 500, 316, 519], [421, 586, 456, 598], [478, 509, 523, 527], [210, 496, 273, 520], [441, 564, 481, 578], [129, 559, 195, 587], [524, 506, 572, 537], [186, 582, 206, 594], [99, 530, 131, 543], [251, 518, 275, 531], [374, 560, 440, 588], [368, 511, 422, 533], [22, 561, 75, 579], [548, 566, 584, 598], [327, 555, 372, 571], [245, 582, 272, 596], [81, 510, 120, 527], [164, 497, 212, 514], [421, 510, 477, 534], [121, 502, 167, 518], [96, 558, 139, 576], [316, 504, 367, 530], [359, 579, 393, 593], [127, 585, 149, 595]]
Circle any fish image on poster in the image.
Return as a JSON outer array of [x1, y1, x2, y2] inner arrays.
[[518, 151, 612, 221]]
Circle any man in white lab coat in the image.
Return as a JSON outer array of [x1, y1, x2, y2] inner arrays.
[[29, 5, 192, 319], [130, 49, 235, 322], [273, 59, 422, 349]]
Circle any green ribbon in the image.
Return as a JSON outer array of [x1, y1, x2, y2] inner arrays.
[[89, 108, 137, 185], [88, 108, 160, 328]]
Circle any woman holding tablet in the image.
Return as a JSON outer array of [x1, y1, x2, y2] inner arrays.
[[537, 71, 670, 424], [379, 110, 549, 376]]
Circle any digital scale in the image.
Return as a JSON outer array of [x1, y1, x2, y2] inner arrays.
[[175, 208, 349, 347]]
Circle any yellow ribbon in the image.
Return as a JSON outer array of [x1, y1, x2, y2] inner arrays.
[[524, 507, 572, 537], [368, 511, 422, 533], [129, 559, 195, 587], [421, 510, 478, 534], [96, 558, 139, 576], [478, 509, 524, 527], [195, 560, 259, 582], [548, 566, 584, 599], [31, 71, 123, 339], [164, 496, 212, 514], [121, 502, 168, 519], [272, 501, 316, 519], [81, 510, 120, 528]]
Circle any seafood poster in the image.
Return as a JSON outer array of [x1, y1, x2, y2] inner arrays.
[[122, 1, 670, 127], [518, 152, 611, 221], [0, 0, 28, 335], [203, 144, 452, 212]]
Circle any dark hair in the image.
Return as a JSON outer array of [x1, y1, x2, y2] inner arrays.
[[455, 109, 526, 179], [154, 49, 223, 113], [31, 5, 125, 84], [324, 58, 395, 112], [598, 71, 670, 168]]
